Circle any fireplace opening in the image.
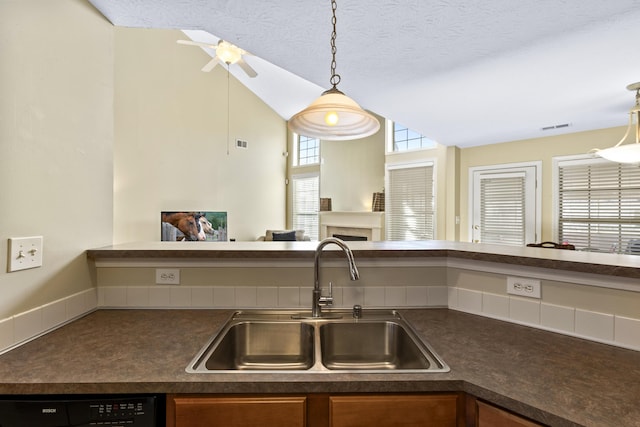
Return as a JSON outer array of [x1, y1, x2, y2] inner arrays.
[[333, 234, 368, 241]]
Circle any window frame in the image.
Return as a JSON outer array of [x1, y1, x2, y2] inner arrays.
[[385, 159, 437, 241], [553, 154, 640, 253], [290, 172, 320, 240], [293, 133, 320, 167], [385, 119, 437, 154]]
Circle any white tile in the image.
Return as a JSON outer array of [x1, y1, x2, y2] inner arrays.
[[364, 287, 385, 307], [427, 286, 448, 307], [236, 287, 257, 307], [0, 317, 14, 351], [447, 287, 458, 309], [457, 288, 482, 314], [170, 287, 192, 307], [509, 297, 540, 325], [482, 292, 509, 319], [102, 287, 127, 307], [541, 303, 575, 333], [406, 286, 428, 307], [614, 315, 640, 349], [148, 286, 171, 307], [575, 309, 614, 341], [127, 287, 149, 307], [41, 299, 67, 329], [342, 286, 364, 306], [278, 287, 300, 307], [257, 287, 278, 307], [191, 287, 214, 307], [213, 287, 235, 307], [13, 308, 43, 343], [385, 286, 406, 307]]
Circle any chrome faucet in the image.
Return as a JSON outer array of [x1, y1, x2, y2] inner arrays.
[[312, 237, 360, 318]]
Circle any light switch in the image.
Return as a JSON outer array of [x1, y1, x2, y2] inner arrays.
[[8, 236, 43, 272]]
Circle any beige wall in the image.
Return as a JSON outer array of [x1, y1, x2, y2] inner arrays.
[[457, 126, 627, 242], [320, 113, 386, 211], [113, 28, 287, 243], [0, 0, 114, 318]]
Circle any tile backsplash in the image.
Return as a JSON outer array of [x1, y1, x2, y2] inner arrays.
[[448, 287, 640, 352]]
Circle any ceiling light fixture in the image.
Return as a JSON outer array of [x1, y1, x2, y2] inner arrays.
[[592, 82, 640, 163], [288, 0, 380, 141]]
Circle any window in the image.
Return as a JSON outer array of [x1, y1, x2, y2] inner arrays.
[[291, 173, 319, 240], [392, 123, 436, 152], [296, 135, 320, 166], [386, 162, 435, 240], [555, 156, 640, 253], [470, 164, 539, 246]]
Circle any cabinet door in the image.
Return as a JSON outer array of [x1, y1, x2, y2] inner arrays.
[[330, 394, 459, 427], [476, 400, 543, 427], [169, 395, 307, 427]]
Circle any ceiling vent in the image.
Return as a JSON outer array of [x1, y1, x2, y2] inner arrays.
[[541, 123, 571, 131]]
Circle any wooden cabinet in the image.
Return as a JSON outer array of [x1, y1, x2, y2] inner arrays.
[[330, 394, 460, 427], [476, 400, 544, 427], [167, 395, 307, 427]]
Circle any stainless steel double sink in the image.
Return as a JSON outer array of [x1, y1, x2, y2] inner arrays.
[[186, 310, 449, 373]]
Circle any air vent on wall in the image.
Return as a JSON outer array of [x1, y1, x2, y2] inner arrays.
[[541, 123, 571, 131], [236, 139, 248, 149]]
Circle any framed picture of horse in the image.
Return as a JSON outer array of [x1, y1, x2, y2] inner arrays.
[[161, 211, 228, 241]]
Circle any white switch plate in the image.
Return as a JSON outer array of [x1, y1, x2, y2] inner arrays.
[[8, 236, 43, 272], [156, 268, 180, 285], [507, 276, 541, 299]]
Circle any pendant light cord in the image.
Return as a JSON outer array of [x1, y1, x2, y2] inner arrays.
[[329, 0, 341, 90]]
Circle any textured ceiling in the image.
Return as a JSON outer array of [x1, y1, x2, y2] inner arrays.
[[88, 0, 640, 147]]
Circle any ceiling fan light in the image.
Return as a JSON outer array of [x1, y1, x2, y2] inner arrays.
[[288, 89, 380, 140], [217, 41, 242, 64]]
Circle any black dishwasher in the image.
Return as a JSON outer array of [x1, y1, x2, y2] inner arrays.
[[0, 394, 161, 427]]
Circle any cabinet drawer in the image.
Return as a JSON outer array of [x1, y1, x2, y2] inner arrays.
[[169, 395, 307, 427], [330, 394, 459, 427]]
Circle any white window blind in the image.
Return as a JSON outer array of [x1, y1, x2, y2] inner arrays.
[[479, 172, 526, 245], [558, 159, 640, 253], [292, 174, 319, 240], [386, 163, 434, 240]]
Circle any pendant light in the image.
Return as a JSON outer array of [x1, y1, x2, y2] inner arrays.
[[592, 82, 640, 163], [288, 0, 380, 141]]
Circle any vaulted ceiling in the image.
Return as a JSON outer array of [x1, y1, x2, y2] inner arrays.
[[88, 0, 640, 147]]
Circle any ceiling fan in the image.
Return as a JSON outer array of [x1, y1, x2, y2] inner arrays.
[[177, 39, 257, 78]]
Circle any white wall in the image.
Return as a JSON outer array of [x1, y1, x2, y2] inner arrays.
[[113, 28, 287, 243], [0, 0, 114, 319]]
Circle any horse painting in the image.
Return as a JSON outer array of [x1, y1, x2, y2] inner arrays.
[[161, 212, 205, 241]]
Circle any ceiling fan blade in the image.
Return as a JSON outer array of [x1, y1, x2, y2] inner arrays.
[[237, 58, 258, 78], [201, 57, 219, 72], [177, 39, 218, 50]]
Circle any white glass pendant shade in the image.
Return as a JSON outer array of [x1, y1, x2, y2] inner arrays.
[[288, 88, 380, 141], [593, 83, 640, 164]]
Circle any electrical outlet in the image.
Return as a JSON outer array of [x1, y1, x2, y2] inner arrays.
[[8, 236, 43, 272], [156, 268, 180, 285], [507, 276, 541, 298]]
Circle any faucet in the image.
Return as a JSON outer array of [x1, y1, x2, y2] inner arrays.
[[312, 237, 360, 318]]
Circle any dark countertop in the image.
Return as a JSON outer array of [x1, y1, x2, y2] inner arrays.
[[86, 240, 640, 279], [1, 309, 639, 427]]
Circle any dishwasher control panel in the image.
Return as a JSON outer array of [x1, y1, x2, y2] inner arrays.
[[0, 395, 158, 427]]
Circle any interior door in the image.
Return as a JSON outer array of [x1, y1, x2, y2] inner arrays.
[[471, 165, 538, 245]]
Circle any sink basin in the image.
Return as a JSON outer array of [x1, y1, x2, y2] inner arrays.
[[187, 310, 449, 373], [320, 321, 436, 370], [193, 321, 315, 371]]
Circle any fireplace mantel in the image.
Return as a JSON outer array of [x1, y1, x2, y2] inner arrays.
[[319, 211, 385, 241]]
